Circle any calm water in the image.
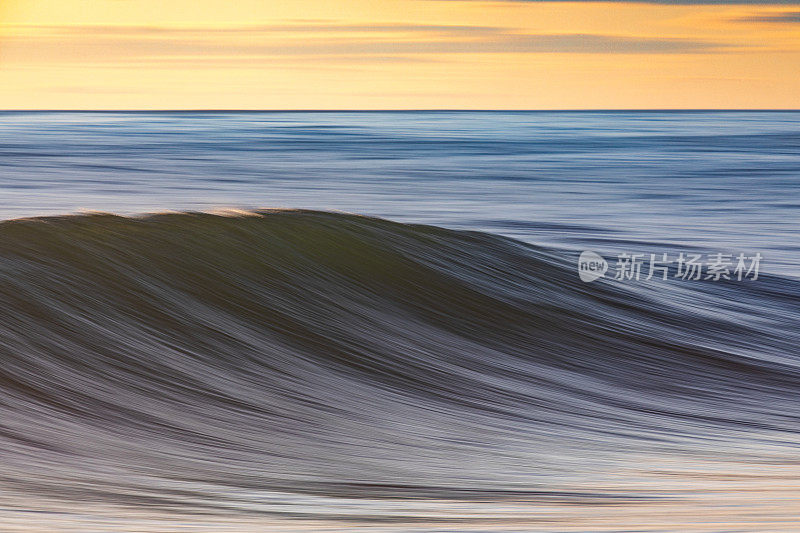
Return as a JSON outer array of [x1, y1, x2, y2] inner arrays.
[[1, 111, 798, 274]]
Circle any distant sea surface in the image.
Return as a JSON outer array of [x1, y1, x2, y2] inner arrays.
[[1, 111, 798, 274], [0, 111, 799, 532]]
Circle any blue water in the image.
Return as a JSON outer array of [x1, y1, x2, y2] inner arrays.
[[1, 111, 798, 275], [1, 111, 800, 532]]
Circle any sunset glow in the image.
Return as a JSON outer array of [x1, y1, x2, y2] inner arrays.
[[1, 0, 799, 109]]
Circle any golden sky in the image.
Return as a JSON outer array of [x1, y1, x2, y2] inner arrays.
[[0, 0, 798, 109]]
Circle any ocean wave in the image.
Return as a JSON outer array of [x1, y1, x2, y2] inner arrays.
[[0, 209, 798, 517]]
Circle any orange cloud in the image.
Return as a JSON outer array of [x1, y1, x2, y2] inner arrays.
[[0, 0, 798, 109]]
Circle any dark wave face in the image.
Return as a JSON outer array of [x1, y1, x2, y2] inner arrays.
[[0, 210, 799, 530]]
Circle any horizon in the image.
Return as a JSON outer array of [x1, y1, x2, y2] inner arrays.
[[2, 108, 800, 112]]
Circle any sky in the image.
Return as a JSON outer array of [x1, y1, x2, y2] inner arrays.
[[0, 0, 798, 109]]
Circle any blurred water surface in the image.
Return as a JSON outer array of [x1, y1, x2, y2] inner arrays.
[[0, 112, 799, 532], [1, 110, 798, 274]]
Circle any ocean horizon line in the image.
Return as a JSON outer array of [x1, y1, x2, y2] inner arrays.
[[1, 108, 799, 113]]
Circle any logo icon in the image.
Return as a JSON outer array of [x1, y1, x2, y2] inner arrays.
[[578, 251, 608, 282]]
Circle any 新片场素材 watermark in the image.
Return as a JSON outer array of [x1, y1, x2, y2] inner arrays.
[[578, 251, 762, 283]]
